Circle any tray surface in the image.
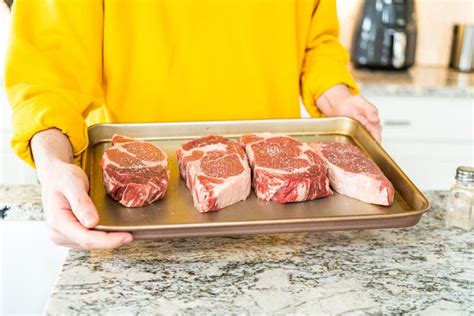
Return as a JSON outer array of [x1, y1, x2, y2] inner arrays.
[[82, 118, 429, 238]]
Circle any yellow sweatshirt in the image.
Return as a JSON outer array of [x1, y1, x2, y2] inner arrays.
[[5, 0, 358, 167]]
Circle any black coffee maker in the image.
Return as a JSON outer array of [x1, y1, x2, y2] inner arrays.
[[351, 0, 417, 70]]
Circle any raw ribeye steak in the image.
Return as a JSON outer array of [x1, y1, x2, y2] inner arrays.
[[100, 134, 169, 208], [311, 142, 394, 206], [177, 135, 251, 213], [239, 133, 332, 203]]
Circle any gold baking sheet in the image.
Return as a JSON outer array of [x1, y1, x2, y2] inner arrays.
[[81, 118, 429, 239]]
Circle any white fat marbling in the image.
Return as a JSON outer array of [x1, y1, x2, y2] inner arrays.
[[43, 191, 473, 315]]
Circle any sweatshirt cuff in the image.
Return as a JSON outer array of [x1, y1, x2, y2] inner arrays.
[[10, 94, 88, 168], [301, 61, 360, 117]]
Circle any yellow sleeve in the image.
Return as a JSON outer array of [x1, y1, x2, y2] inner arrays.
[[300, 0, 359, 117], [4, 0, 103, 167]]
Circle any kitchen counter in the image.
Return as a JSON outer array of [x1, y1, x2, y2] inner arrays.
[[2, 187, 470, 315], [353, 66, 474, 98], [0, 185, 43, 220]]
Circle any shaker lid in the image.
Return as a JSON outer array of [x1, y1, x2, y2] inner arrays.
[[455, 166, 474, 182]]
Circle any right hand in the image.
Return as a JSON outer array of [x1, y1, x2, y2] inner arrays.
[[316, 84, 382, 143], [40, 160, 133, 249]]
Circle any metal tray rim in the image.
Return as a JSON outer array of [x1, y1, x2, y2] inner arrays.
[[95, 209, 429, 231], [86, 117, 356, 143], [84, 117, 430, 236]]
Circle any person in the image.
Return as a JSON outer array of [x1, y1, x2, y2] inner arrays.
[[5, 0, 381, 249]]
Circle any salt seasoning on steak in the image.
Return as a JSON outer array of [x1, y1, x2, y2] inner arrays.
[[176, 135, 251, 213], [100, 135, 169, 208], [239, 133, 332, 203], [311, 142, 394, 206]]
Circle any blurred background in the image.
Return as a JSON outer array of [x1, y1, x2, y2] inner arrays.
[[337, 0, 473, 67]]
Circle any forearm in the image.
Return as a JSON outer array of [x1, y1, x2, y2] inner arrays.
[[31, 128, 74, 182]]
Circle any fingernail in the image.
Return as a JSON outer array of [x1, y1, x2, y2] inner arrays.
[[122, 235, 133, 243], [83, 213, 96, 227]]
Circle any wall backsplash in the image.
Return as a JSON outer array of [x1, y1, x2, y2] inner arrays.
[[337, 0, 474, 67]]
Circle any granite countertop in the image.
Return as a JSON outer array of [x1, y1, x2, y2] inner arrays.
[[353, 66, 474, 98], [0, 185, 42, 220], [1, 186, 468, 315], [41, 191, 474, 315]]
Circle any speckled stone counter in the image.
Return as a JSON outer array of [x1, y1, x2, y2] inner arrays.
[[40, 191, 474, 315], [0, 185, 43, 220], [354, 66, 474, 98]]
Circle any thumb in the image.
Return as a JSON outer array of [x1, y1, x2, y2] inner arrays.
[[64, 188, 99, 229]]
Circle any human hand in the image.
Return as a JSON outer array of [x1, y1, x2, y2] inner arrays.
[[32, 128, 133, 249], [39, 161, 133, 249], [316, 84, 382, 143]]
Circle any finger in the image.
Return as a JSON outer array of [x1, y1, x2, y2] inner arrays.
[[353, 96, 380, 124], [64, 188, 99, 228], [353, 113, 381, 143], [48, 229, 76, 248], [46, 226, 67, 247], [44, 192, 133, 249], [374, 123, 382, 143], [367, 108, 380, 123], [366, 122, 382, 143], [58, 206, 133, 249], [354, 113, 369, 129], [47, 217, 82, 248], [359, 101, 380, 124]]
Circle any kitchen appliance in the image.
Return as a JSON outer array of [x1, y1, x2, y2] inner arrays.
[[450, 24, 474, 73], [81, 118, 429, 239], [351, 0, 417, 70]]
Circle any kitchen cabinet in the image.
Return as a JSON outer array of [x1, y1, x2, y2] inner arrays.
[[373, 96, 473, 141], [1, 221, 68, 315], [370, 96, 473, 190]]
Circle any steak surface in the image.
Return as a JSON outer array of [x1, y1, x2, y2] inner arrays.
[[239, 133, 332, 203], [311, 142, 394, 206], [177, 135, 251, 213], [100, 135, 169, 208]]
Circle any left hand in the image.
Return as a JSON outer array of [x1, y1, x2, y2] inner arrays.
[[316, 84, 382, 143]]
